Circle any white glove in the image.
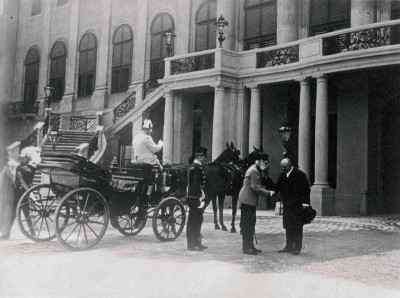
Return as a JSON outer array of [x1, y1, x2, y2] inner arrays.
[[269, 191, 275, 197], [158, 140, 164, 148]]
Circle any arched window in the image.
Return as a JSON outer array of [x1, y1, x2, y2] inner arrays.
[[150, 13, 174, 88], [244, 0, 277, 50], [112, 24, 133, 93], [309, 0, 350, 36], [78, 33, 97, 97], [195, 1, 217, 52], [23, 48, 40, 113], [49, 41, 67, 101]]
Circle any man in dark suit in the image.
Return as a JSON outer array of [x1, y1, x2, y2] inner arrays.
[[186, 147, 208, 251], [275, 158, 310, 255]]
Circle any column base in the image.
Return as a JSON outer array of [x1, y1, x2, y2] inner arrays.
[[310, 185, 335, 216], [60, 94, 74, 113], [91, 89, 108, 110]]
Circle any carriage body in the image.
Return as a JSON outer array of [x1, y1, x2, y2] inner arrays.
[[16, 152, 186, 251]]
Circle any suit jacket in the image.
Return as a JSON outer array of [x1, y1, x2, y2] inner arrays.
[[275, 168, 310, 228], [239, 164, 271, 207], [132, 131, 162, 165], [187, 162, 205, 199]]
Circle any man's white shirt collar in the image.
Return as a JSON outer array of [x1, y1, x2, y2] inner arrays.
[[286, 167, 294, 177], [194, 159, 202, 166]]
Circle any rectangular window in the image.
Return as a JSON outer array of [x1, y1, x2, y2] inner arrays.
[[31, 0, 41, 16]]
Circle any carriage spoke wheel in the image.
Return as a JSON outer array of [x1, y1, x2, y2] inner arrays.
[[54, 188, 109, 251], [113, 205, 148, 236], [16, 183, 72, 242], [152, 197, 186, 241]]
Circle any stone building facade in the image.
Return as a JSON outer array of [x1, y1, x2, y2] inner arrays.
[[1, 0, 400, 215]]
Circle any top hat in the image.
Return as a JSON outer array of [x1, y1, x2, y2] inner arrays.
[[195, 146, 208, 156], [255, 152, 269, 161], [142, 119, 153, 129]]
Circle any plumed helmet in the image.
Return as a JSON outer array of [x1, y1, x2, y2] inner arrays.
[[142, 119, 153, 129]]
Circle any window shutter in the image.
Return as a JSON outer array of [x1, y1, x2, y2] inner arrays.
[[121, 42, 132, 66], [196, 4, 208, 22], [246, 8, 261, 38], [113, 44, 122, 67], [196, 23, 208, 51], [86, 50, 96, 72], [209, 22, 216, 49], [310, 0, 329, 26], [330, 0, 349, 22], [151, 35, 162, 60], [261, 3, 276, 35]]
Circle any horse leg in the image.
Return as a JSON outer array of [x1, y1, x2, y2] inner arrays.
[[211, 195, 220, 230], [218, 194, 227, 231], [230, 194, 238, 233]]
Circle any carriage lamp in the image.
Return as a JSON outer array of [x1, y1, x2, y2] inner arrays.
[[216, 14, 229, 48], [44, 86, 54, 108], [48, 130, 62, 150], [278, 120, 292, 156], [165, 28, 176, 57]]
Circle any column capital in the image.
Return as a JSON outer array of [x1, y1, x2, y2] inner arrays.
[[314, 74, 328, 81], [244, 83, 259, 90], [210, 84, 231, 90], [296, 77, 311, 85]]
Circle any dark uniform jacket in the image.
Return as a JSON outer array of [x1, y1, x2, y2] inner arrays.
[[187, 162, 205, 205], [275, 168, 310, 228]]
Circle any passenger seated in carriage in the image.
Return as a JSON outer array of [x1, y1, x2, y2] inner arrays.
[[132, 119, 166, 195]]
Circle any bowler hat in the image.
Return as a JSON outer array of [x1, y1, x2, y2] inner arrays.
[[195, 146, 208, 156]]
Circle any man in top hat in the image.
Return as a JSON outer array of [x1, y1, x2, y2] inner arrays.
[[274, 157, 310, 255], [132, 119, 166, 193], [239, 152, 275, 255], [186, 146, 208, 251]]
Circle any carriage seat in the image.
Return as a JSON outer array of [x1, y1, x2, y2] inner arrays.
[[110, 162, 158, 182]]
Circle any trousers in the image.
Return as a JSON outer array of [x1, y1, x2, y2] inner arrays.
[[240, 203, 256, 251]]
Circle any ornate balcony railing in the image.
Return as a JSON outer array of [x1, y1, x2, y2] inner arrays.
[[20, 130, 38, 150], [114, 92, 136, 122], [8, 101, 39, 115], [69, 116, 97, 132], [323, 23, 400, 55], [43, 113, 50, 134], [170, 53, 215, 75], [87, 134, 99, 160], [144, 79, 160, 98], [256, 45, 299, 68]]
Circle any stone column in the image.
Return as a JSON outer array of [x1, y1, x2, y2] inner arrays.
[[311, 75, 335, 215], [37, 0, 53, 114], [92, 0, 112, 109], [236, 87, 249, 157], [248, 86, 261, 149], [351, 0, 377, 26], [277, 0, 299, 44], [212, 85, 226, 160], [298, 78, 311, 182], [216, 0, 236, 51], [60, 0, 80, 113], [130, 0, 148, 96], [163, 90, 174, 164]]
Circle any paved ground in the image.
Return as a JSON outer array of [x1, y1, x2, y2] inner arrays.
[[0, 208, 399, 298]]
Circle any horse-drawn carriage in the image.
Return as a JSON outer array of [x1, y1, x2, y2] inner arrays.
[[16, 152, 186, 251]]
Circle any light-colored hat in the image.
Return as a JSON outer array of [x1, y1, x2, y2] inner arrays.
[[19, 146, 41, 166], [143, 119, 153, 129]]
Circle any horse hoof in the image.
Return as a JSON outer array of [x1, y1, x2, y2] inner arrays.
[[221, 225, 228, 231], [214, 224, 220, 230], [231, 227, 237, 233]]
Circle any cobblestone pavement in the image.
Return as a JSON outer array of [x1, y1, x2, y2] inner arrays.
[[0, 211, 399, 297]]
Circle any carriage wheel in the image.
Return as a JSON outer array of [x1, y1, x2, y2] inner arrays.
[[16, 183, 72, 242], [54, 188, 109, 251], [113, 205, 148, 236], [152, 197, 186, 242]]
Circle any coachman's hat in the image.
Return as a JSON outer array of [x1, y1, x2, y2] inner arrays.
[[255, 152, 269, 161], [195, 146, 208, 156]]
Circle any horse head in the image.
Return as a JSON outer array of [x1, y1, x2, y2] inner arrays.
[[215, 142, 241, 163], [241, 146, 266, 167]]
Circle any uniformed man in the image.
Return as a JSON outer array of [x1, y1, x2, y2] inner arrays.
[[186, 146, 208, 251], [132, 119, 165, 193]]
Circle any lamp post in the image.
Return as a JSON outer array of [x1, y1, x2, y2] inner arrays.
[[48, 130, 61, 151], [278, 120, 292, 157], [216, 14, 229, 48], [44, 86, 54, 108], [165, 28, 176, 57]]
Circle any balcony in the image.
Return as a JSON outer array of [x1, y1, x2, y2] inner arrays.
[[161, 20, 400, 89], [8, 101, 39, 119]]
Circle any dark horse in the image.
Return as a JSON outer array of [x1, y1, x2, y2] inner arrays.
[[203, 145, 274, 233]]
